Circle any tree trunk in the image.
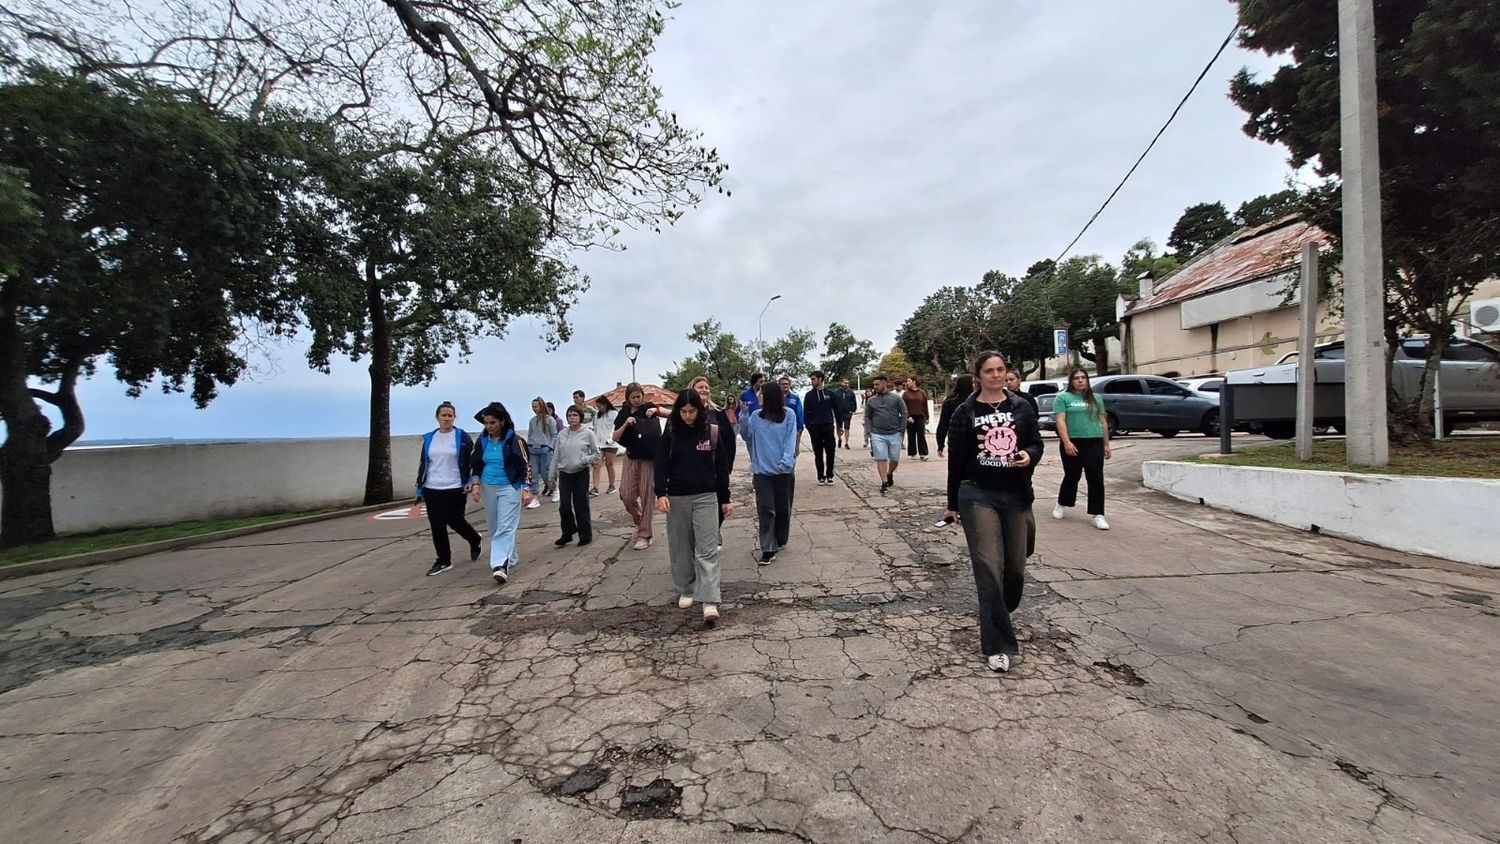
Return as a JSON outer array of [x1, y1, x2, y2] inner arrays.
[[1093, 337, 1110, 376], [0, 409, 56, 548], [363, 265, 394, 505]]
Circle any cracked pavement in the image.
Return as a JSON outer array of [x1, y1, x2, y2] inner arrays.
[[2, 429, 1497, 843]]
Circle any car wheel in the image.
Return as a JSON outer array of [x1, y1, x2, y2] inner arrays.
[[1152, 429, 1179, 438], [1106, 413, 1121, 438], [1200, 410, 1220, 438]]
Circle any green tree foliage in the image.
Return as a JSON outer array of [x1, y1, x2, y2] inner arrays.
[[293, 135, 585, 503], [873, 347, 918, 382], [1045, 255, 1127, 374], [660, 319, 752, 394], [1233, 189, 1304, 227], [0, 70, 300, 544], [819, 322, 879, 384], [978, 270, 1056, 378], [1167, 201, 1237, 261], [895, 286, 987, 378], [762, 327, 819, 387], [1230, 0, 1500, 438]]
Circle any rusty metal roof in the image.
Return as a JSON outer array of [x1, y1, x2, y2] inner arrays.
[[1128, 216, 1330, 314], [591, 382, 679, 410]]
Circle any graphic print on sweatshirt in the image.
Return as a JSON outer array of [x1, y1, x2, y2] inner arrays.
[[973, 409, 1018, 468]]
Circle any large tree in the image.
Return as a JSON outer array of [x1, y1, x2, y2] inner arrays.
[[1, 0, 726, 246], [978, 270, 1055, 379], [1044, 255, 1127, 375], [1234, 189, 1305, 228], [294, 135, 583, 503], [661, 318, 753, 394], [819, 322, 878, 384], [1230, 0, 1500, 439], [895, 285, 986, 378], [1167, 201, 1237, 261], [761, 327, 819, 387], [0, 70, 299, 545]]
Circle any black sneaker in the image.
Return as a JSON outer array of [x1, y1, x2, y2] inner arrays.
[[554, 536, 572, 547], [469, 542, 481, 561], [578, 538, 592, 547], [758, 550, 776, 566], [426, 560, 453, 576]]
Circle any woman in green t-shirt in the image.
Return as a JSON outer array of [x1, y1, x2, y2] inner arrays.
[[1052, 368, 1112, 530]]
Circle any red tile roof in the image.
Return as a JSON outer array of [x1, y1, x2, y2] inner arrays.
[[591, 383, 678, 410], [1129, 217, 1330, 313]]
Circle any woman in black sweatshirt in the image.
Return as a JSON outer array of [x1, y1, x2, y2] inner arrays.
[[934, 374, 974, 458], [943, 351, 1044, 674], [655, 389, 734, 627]]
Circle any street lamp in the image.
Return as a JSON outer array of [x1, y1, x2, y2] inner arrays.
[[757, 294, 782, 372], [624, 342, 641, 383]]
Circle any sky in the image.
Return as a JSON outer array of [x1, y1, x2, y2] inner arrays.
[[60, 0, 1297, 441]]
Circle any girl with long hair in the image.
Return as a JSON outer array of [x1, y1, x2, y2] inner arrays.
[[934, 374, 974, 459], [655, 389, 734, 626], [613, 382, 666, 550], [591, 395, 620, 496], [469, 402, 532, 585], [526, 397, 557, 506], [415, 402, 483, 576], [740, 379, 799, 564], [1052, 367, 1112, 530], [943, 351, 1043, 673], [554, 405, 601, 547]]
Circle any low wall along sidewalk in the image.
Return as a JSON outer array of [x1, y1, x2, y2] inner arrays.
[[1, 436, 423, 535], [1142, 460, 1499, 569]]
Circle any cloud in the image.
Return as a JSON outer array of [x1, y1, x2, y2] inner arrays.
[[64, 0, 1296, 441]]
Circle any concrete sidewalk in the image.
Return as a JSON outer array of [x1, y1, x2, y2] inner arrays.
[[0, 424, 1497, 842]]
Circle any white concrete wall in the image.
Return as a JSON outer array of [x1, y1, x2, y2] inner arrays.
[[2, 436, 423, 534], [1142, 460, 1499, 568]]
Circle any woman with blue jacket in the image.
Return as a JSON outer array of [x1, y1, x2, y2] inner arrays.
[[469, 401, 533, 585], [416, 402, 483, 577], [741, 381, 799, 565]]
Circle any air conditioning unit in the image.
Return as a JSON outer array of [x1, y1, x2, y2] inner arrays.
[[1472, 298, 1500, 333]]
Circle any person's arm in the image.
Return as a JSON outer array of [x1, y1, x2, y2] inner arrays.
[[714, 426, 732, 508], [794, 399, 804, 432], [584, 430, 601, 464], [944, 405, 967, 517], [415, 434, 429, 496], [1056, 395, 1077, 457], [653, 430, 671, 496], [1098, 398, 1112, 459], [1020, 403, 1045, 469], [935, 400, 954, 454], [718, 411, 737, 466], [459, 431, 474, 487], [779, 418, 798, 472], [864, 397, 874, 430]]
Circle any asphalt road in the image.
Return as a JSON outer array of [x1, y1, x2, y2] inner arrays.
[[2, 422, 1497, 842]]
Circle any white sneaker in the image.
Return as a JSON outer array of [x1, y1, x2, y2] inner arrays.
[[677, 595, 693, 609], [492, 568, 509, 585], [1051, 505, 1065, 520], [1092, 515, 1111, 530], [987, 653, 1011, 673], [550, 491, 560, 503], [526, 499, 540, 509], [703, 605, 719, 626]]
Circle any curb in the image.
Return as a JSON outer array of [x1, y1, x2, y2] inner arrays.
[[0, 500, 414, 582]]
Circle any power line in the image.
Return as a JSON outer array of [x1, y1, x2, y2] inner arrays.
[[1051, 23, 1241, 266]]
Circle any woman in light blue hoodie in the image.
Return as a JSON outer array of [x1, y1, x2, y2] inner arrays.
[[740, 380, 799, 565]]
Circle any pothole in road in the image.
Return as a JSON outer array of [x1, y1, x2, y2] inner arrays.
[[617, 778, 682, 819]]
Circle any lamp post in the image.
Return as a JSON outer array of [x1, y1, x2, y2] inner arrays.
[[757, 294, 782, 372], [624, 342, 641, 383]]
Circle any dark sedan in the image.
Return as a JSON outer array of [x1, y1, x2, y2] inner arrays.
[[1037, 374, 1221, 438]]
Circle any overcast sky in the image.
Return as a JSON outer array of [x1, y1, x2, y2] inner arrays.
[[66, 0, 1295, 441]]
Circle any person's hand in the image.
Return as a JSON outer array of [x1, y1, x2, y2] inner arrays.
[[469, 484, 480, 502], [721, 503, 734, 518], [625, 416, 637, 426], [1013, 451, 1032, 469], [1063, 441, 1078, 457], [943, 510, 958, 523], [937, 449, 945, 459], [521, 488, 533, 504], [907, 416, 914, 424], [1104, 443, 1113, 460], [646, 406, 658, 418], [656, 495, 671, 514]]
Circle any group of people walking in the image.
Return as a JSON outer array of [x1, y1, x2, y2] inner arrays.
[[413, 361, 1113, 671]]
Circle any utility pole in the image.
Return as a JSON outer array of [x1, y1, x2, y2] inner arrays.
[[1338, 0, 1390, 466]]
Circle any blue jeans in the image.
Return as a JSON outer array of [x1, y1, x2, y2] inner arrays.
[[480, 482, 522, 571], [527, 446, 553, 495]]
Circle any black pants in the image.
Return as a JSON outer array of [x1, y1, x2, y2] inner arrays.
[[907, 417, 929, 457], [808, 423, 837, 480], [752, 473, 794, 554], [1058, 437, 1106, 515], [956, 483, 1030, 656], [423, 487, 482, 564], [557, 468, 592, 542]]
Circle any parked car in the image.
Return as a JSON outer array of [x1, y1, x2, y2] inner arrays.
[[1017, 378, 1066, 399], [1038, 374, 1221, 438], [1224, 336, 1500, 438], [1176, 377, 1225, 400]]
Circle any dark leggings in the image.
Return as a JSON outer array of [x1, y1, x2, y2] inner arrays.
[[808, 423, 837, 479], [557, 468, 592, 542], [1058, 437, 1106, 515], [423, 487, 482, 564], [906, 417, 929, 457], [957, 483, 1029, 656], [752, 473, 794, 555]]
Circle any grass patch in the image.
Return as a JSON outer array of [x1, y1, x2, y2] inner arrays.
[[0, 507, 345, 567], [1189, 436, 1500, 479]]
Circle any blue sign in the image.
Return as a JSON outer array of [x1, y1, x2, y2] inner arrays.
[[1053, 328, 1069, 357]]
